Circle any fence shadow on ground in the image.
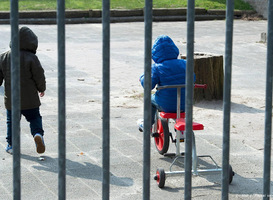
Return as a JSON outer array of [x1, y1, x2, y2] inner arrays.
[[194, 100, 264, 114], [21, 154, 134, 187], [156, 155, 264, 197]]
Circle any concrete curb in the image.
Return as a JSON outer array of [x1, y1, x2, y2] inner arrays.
[[0, 8, 258, 24]]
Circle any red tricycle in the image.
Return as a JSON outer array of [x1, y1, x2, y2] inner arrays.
[[152, 84, 235, 188]]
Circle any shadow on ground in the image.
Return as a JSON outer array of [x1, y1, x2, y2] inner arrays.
[[21, 154, 134, 187], [195, 100, 264, 114], [156, 154, 264, 197]]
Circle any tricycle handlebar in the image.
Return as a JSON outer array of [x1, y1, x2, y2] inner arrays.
[[157, 84, 207, 90], [194, 84, 207, 89]]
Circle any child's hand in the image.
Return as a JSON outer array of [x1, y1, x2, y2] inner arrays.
[[40, 92, 45, 97]]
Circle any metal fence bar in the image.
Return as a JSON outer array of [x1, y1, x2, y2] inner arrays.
[[184, 0, 195, 199], [222, 0, 234, 199], [57, 0, 66, 199], [263, 1, 273, 199], [143, 0, 153, 199], [102, 0, 110, 199], [10, 0, 21, 199]]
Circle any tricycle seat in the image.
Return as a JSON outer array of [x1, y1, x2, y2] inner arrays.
[[160, 112, 185, 119], [175, 118, 204, 131]]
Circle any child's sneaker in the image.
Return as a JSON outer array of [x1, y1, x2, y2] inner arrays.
[[137, 119, 144, 132], [34, 133, 45, 154], [5, 144, 13, 154]]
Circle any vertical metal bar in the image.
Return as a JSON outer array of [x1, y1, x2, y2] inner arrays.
[[176, 88, 181, 119], [57, 0, 66, 199], [184, 0, 195, 199], [176, 88, 181, 156], [191, 134, 197, 174], [143, 0, 153, 199], [263, 1, 273, 199], [102, 0, 110, 199], [222, 0, 234, 199], [10, 0, 21, 199]]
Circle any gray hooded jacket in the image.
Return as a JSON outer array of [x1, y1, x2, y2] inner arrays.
[[0, 26, 46, 110]]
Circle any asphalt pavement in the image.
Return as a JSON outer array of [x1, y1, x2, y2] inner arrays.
[[0, 19, 271, 200]]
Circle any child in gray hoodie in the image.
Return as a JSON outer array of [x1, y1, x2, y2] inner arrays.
[[0, 26, 46, 154]]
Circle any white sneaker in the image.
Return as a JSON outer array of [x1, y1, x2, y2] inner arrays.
[[5, 144, 13, 154], [137, 119, 144, 132], [34, 133, 45, 154]]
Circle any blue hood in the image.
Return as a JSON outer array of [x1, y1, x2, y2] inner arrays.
[[152, 35, 179, 63]]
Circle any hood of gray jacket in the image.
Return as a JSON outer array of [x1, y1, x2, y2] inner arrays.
[[20, 26, 38, 54], [10, 26, 38, 54]]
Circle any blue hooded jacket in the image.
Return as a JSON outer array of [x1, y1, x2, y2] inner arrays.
[[140, 35, 194, 112]]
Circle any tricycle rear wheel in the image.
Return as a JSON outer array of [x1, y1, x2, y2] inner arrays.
[[154, 117, 170, 155], [229, 164, 235, 184]]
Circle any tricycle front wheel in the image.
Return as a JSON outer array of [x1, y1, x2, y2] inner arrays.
[[154, 168, 166, 188]]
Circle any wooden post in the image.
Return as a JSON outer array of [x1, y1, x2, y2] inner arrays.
[[181, 53, 224, 102]]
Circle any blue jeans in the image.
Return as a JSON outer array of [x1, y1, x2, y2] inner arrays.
[[151, 94, 164, 126], [6, 107, 44, 146]]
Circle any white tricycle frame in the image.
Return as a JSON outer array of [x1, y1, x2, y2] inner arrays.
[[152, 84, 234, 188]]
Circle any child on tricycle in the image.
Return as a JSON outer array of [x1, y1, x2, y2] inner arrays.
[[138, 35, 195, 131]]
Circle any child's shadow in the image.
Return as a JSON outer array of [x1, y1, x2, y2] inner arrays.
[[21, 154, 133, 187]]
